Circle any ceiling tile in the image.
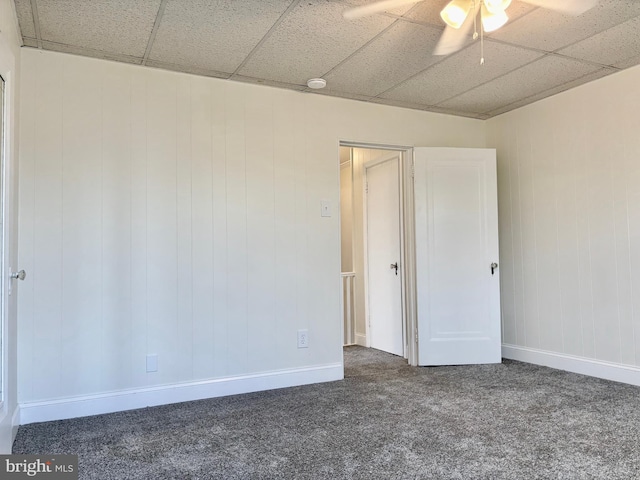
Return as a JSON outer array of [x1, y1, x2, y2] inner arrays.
[[311, 89, 374, 102], [490, 0, 640, 52], [149, 0, 291, 74], [427, 105, 489, 119], [14, 0, 35, 38], [323, 21, 443, 96], [438, 55, 600, 114], [381, 40, 543, 105], [41, 41, 143, 65], [35, 0, 161, 57], [401, 0, 457, 26], [486, 68, 614, 116], [369, 96, 429, 110], [23, 37, 38, 48], [146, 59, 231, 79], [231, 74, 309, 91], [615, 54, 640, 69], [370, 96, 488, 118], [237, 0, 396, 85], [558, 16, 640, 67], [331, 0, 416, 17]]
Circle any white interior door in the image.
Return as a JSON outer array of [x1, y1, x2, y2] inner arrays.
[[366, 155, 403, 357], [414, 148, 500, 365]]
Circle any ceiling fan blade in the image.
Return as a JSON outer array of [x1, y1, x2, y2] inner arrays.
[[433, 1, 479, 56], [343, 0, 421, 19], [520, 0, 598, 16]]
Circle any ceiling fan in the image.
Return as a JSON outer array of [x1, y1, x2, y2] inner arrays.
[[343, 0, 599, 57]]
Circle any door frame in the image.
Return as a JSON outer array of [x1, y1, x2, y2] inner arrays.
[[339, 141, 418, 365]]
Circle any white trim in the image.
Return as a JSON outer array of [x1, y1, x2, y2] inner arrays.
[[502, 344, 640, 387], [19, 363, 343, 425], [402, 150, 418, 366], [11, 404, 18, 443], [0, 404, 18, 453], [355, 333, 367, 347]]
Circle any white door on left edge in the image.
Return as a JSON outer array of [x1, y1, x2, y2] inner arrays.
[[366, 155, 403, 357]]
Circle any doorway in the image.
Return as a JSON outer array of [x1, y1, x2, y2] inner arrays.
[[339, 144, 410, 360], [339, 144, 501, 368]]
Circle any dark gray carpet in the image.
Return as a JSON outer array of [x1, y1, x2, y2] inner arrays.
[[13, 346, 640, 479]]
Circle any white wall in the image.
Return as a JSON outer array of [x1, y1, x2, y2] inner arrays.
[[487, 64, 640, 383], [18, 49, 485, 421], [0, 0, 21, 453]]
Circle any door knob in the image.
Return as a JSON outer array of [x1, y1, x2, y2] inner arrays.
[[491, 262, 498, 275], [390, 263, 398, 275], [11, 270, 26, 281]]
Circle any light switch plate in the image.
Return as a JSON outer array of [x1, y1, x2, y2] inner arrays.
[[321, 200, 331, 217]]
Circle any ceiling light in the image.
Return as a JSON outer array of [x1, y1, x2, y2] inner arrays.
[[440, 0, 472, 29], [483, 0, 511, 15], [307, 78, 327, 89], [481, 4, 508, 32]]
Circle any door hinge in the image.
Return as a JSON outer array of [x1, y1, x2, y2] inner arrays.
[[365, 181, 368, 193]]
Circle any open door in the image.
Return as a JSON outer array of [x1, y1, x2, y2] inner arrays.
[[414, 148, 500, 366], [365, 154, 403, 357]]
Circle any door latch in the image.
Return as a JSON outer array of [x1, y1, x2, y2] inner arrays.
[[491, 262, 498, 275], [390, 263, 398, 275]]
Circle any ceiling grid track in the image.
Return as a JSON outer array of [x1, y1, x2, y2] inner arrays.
[[429, 54, 553, 110], [29, 0, 42, 49], [549, 10, 640, 55], [142, 0, 169, 66], [317, 19, 404, 85], [373, 41, 477, 99], [230, 0, 302, 79], [486, 68, 611, 117]]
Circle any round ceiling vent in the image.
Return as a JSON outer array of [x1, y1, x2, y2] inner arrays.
[[307, 78, 327, 89]]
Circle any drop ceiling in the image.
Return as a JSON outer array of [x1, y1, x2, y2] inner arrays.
[[13, 0, 640, 119]]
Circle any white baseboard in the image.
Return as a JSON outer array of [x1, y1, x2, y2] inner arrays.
[[20, 363, 343, 425], [502, 344, 640, 387], [355, 333, 367, 347]]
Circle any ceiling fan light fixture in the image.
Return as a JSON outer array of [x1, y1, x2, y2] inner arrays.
[[481, 4, 508, 32], [483, 0, 512, 15], [440, 0, 472, 29]]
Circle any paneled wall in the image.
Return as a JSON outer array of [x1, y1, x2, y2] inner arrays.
[[487, 64, 640, 368], [18, 49, 485, 405]]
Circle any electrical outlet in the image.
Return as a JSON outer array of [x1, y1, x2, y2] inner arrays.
[[297, 329, 309, 348], [146, 354, 158, 373]]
